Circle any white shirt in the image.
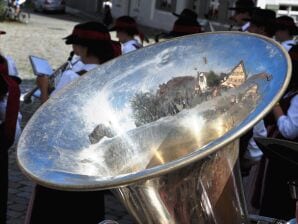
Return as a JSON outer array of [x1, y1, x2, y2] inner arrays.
[[70, 55, 85, 72], [244, 120, 267, 160], [277, 94, 298, 140], [122, 39, 142, 54], [0, 98, 22, 144], [241, 22, 250, 32], [51, 64, 98, 96], [281, 39, 296, 52]]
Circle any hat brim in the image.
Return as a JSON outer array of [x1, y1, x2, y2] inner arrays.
[[172, 12, 180, 17], [228, 6, 257, 11], [63, 34, 73, 45]]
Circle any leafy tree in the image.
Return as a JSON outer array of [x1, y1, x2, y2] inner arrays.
[[0, 0, 6, 21], [206, 70, 221, 87]]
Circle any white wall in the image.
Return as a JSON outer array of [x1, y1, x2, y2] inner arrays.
[[256, 0, 298, 8], [111, 0, 129, 17], [111, 0, 196, 31]]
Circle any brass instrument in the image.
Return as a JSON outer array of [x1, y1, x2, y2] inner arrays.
[[17, 32, 291, 223], [23, 51, 75, 104]]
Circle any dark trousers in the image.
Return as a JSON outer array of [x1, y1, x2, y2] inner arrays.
[[259, 159, 297, 220], [28, 185, 105, 224], [0, 146, 8, 224]]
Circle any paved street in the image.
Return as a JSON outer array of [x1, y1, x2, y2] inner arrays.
[[4, 10, 135, 224]]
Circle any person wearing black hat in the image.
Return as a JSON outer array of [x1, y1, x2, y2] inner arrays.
[[28, 22, 120, 224], [155, 9, 202, 42], [275, 16, 298, 51], [229, 0, 257, 31], [251, 15, 298, 220], [110, 16, 143, 54], [37, 21, 121, 103], [247, 8, 277, 38], [170, 9, 202, 37], [238, 9, 276, 177]]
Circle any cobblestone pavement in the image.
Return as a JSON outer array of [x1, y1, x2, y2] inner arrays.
[[5, 10, 138, 224]]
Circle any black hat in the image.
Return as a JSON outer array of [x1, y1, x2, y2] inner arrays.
[[229, 0, 257, 13], [64, 21, 112, 46], [246, 8, 276, 27], [169, 19, 202, 37], [275, 16, 298, 35], [172, 9, 198, 22]]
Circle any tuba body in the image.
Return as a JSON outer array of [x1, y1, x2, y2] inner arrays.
[[17, 32, 291, 223]]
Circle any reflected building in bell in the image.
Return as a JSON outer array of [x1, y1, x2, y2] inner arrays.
[[221, 61, 247, 88]]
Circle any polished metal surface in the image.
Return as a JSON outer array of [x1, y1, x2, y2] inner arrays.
[[17, 32, 291, 223]]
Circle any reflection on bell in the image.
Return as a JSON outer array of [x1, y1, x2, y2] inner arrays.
[[17, 32, 291, 223]]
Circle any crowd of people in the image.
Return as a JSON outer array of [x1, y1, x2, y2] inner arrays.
[[0, 0, 298, 223]]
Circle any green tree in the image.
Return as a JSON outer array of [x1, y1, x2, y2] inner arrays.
[[0, 0, 6, 21], [206, 70, 221, 87]]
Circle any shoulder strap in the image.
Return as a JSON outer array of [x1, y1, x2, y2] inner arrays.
[[132, 44, 142, 49], [77, 70, 87, 76]]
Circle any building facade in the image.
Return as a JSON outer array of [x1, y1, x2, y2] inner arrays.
[[111, 0, 236, 31], [257, 0, 298, 22], [65, 0, 298, 30], [66, 0, 103, 13]]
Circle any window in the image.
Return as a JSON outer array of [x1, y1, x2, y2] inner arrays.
[[156, 0, 177, 12], [291, 6, 298, 12], [279, 5, 288, 10]]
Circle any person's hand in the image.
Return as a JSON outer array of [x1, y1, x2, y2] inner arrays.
[[36, 76, 49, 103]]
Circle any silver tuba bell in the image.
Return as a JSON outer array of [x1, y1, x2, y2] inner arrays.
[[17, 32, 291, 223]]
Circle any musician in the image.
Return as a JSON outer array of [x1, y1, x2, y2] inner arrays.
[[228, 0, 257, 32], [170, 8, 202, 37], [275, 16, 298, 52], [239, 9, 276, 176], [28, 21, 121, 224], [155, 8, 202, 42], [37, 21, 120, 103], [250, 12, 298, 220], [110, 16, 143, 54], [0, 31, 21, 223], [0, 31, 22, 143]]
